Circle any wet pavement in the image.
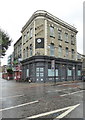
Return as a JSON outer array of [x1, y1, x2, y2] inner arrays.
[[0, 73, 84, 119]]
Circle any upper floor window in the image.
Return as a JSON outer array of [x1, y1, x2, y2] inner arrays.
[[50, 43, 54, 56], [71, 35, 75, 45], [50, 26, 55, 37], [58, 46, 62, 57], [26, 47, 28, 58], [58, 30, 62, 40], [71, 49, 75, 59], [27, 31, 29, 39], [30, 44, 33, 56], [65, 33, 68, 43], [23, 35, 27, 44], [24, 35, 26, 40], [66, 47, 69, 58], [23, 49, 25, 58], [20, 43, 22, 52], [30, 28, 33, 38]]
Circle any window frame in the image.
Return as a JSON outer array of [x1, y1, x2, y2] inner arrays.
[[50, 43, 55, 56], [58, 29, 62, 40], [50, 26, 55, 38]]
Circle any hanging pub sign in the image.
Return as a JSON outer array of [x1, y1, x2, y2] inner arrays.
[[35, 38, 44, 48]]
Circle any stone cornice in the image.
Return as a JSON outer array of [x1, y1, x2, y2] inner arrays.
[[21, 10, 78, 33]]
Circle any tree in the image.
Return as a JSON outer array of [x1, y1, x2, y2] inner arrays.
[[0, 28, 12, 57], [7, 68, 13, 74]]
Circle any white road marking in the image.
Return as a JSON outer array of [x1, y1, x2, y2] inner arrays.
[[27, 104, 80, 119], [60, 90, 84, 97], [0, 94, 25, 100], [47, 87, 77, 93], [57, 83, 79, 86], [56, 104, 80, 118], [0, 100, 39, 112], [57, 84, 69, 86]]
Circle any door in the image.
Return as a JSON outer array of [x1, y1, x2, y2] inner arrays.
[[36, 67, 44, 82], [61, 65, 66, 81]]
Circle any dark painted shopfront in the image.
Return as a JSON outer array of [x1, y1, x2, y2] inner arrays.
[[21, 56, 82, 82]]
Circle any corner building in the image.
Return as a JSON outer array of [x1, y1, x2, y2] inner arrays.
[[21, 10, 82, 82]]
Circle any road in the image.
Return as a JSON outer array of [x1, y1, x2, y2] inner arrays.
[[0, 73, 85, 119]]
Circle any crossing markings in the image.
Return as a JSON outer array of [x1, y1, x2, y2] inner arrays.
[[60, 90, 84, 97], [27, 104, 80, 119], [0, 100, 39, 112]]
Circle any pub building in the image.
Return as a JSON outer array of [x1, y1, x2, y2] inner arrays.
[[21, 10, 82, 82]]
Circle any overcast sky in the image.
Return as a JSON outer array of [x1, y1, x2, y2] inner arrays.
[[0, 0, 84, 65]]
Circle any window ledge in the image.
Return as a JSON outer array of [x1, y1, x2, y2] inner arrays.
[[50, 36, 55, 38], [58, 39, 62, 41], [65, 41, 69, 43]]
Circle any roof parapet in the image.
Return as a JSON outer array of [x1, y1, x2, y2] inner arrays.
[[21, 10, 78, 33]]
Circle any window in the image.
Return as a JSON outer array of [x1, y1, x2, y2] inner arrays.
[[36, 68, 39, 72], [26, 47, 28, 58], [23, 49, 25, 58], [56, 69, 58, 76], [36, 67, 44, 77], [67, 68, 72, 76], [24, 35, 26, 39], [30, 44, 32, 56], [30, 28, 33, 38], [27, 31, 29, 38], [40, 68, 44, 71], [50, 26, 55, 37], [78, 70, 81, 76], [26, 69, 29, 77], [20, 43, 22, 52], [66, 47, 69, 58], [71, 49, 74, 59], [40, 73, 44, 77], [48, 69, 54, 76], [18, 45, 20, 53], [36, 73, 39, 77], [50, 43, 54, 56], [58, 30, 62, 40], [58, 46, 62, 57], [65, 33, 68, 42], [71, 35, 75, 45]]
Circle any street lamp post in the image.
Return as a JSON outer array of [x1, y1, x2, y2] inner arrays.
[[73, 66, 75, 81]]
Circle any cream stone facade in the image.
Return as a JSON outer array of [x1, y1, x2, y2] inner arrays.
[[21, 10, 77, 61], [20, 10, 82, 83]]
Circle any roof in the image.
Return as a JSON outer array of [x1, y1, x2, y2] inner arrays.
[[14, 36, 22, 46], [21, 10, 78, 33]]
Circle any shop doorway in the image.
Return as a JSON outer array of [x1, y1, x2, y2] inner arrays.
[[36, 67, 44, 82]]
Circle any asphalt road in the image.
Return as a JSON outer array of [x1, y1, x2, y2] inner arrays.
[[0, 73, 85, 120]]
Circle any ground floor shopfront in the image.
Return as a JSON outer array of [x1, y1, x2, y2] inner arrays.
[[21, 56, 82, 83]]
